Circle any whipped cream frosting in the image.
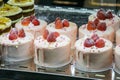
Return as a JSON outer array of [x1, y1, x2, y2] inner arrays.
[[34, 35, 70, 49], [79, 24, 113, 37], [89, 14, 120, 26], [16, 19, 46, 31], [115, 45, 120, 55], [47, 22, 77, 32], [75, 38, 113, 53], [0, 32, 34, 45]]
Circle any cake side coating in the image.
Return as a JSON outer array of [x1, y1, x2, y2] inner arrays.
[[75, 38, 113, 72]]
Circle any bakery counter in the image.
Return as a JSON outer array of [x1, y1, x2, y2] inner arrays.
[[0, 5, 120, 80]]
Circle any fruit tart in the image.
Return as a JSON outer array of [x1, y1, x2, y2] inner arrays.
[[0, 16, 12, 34], [7, 0, 34, 17], [0, 4, 23, 24]]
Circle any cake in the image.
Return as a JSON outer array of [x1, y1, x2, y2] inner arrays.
[[75, 34, 113, 72], [15, 15, 47, 38], [116, 29, 120, 45], [114, 44, 120, 74], [0, 28, 34, 62], [34, 30, 71, 68], [0, 4, 23, 25], [88, 9, 120, 31], [46, 17, 77, 48], [7, 0, 35, 17], [0, 0, 3, 7], [79, 20, 114, 42], [0, 16, 12, 34]]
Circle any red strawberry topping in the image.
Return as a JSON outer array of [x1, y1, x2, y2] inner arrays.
[[95, 39, 105, 48], [84, 38, 94, 47]]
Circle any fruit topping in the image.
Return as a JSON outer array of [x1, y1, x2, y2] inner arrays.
[[9, 28, 26, 40], [32, 18, 40, 26], [97, 9, 106, 20], [95, 39, 105, 48], [21, 17, 31, 26], [55, 18, 63, 29], [97, 22, 106, 31], [106, 10, 113, 19], [62, 19, 69, 27], [30, 15, 36, 21], [43, 29, 49, 39], [84, 38, 94, 47], [91, 34, 99, 42], [94, 18, 99, 26], [21, 15, 40, 26], [47, 32, 60, 42], [18, 28, 25, 38], [87, 21, 96, 30], [9, 28, 18, 40]]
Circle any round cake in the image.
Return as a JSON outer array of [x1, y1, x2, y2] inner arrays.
[[75, 34, 113, 72], [0, 16, 12, 34], [79, 21, 114, 42], [7, 0, 34, 17], [34, 30, 71, 68], [46, 17, 77, 48], [114, 44, 120, 74], [88, 9, 120, 31], [116, 29, 120, 45], [0, 28, 34, 62], [0, 4, 23, 25], [0, 0, 3, 7], [15, 15, 47, 38]]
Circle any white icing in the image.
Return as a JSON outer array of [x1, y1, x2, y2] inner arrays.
[[75, 38, 113, 53], [15, 19, 47, 38], [0, 32, 34, 45], [46, 22, 77, 48], [89, 14, 120, 31], [79, 24, 114, 42], [34, 35, 70, 49]]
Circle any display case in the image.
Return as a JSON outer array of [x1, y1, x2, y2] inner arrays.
[[0, 0, 120, 80]]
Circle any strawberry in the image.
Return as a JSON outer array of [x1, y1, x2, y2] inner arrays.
[[91, 34, 99, 42], [62, 19, 69, 27], [55, 18, 63, 29], [21, 17, 31, 26], [32, 18, 40, 26], [97, 9, 106, 20], [94, 18, 99, 26], [9, 28, 18, 40], [97, 22, 106, 31], [87, 21, 96, 30], [47, 32, 60, 42], [95, 39, 105, 48], [84, 38, 94, 47], [43, 29, 49, 39], [106, 10, 113, 19], [18, 28, 25, 38], [29, 15, 36, 21]]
